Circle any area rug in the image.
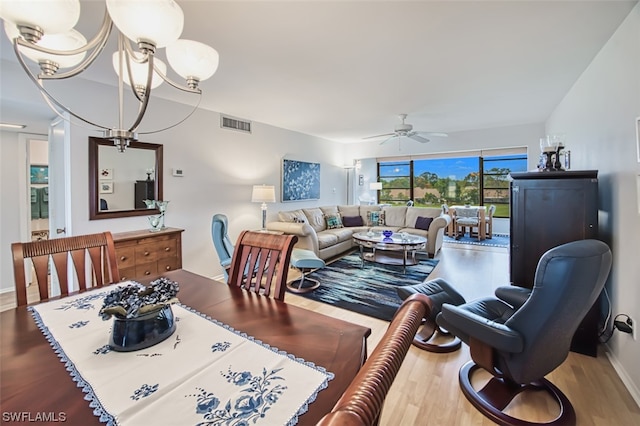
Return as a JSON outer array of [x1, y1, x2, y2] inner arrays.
[[444, 233, 509, 248], [300, 252, 439, 321]]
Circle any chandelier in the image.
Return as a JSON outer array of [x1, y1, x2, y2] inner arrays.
[[0, 0, 219, 151]]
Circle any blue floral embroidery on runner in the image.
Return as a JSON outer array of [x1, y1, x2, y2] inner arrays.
[[211, 341, 231, 352], [55, 292, 104, 311], [131, 384, 159, 401], [188, 367, 287, 425], [69, 320, 89, 328], [93, 345, 111, 355]]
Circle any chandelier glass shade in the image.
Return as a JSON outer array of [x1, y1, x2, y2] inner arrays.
[[0, 0, 220, 152]]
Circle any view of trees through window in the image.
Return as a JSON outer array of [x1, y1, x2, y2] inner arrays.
[[377, 154, 528, 218]]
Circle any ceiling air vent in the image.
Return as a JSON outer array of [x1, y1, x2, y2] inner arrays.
[[220, 114, 251, 133]]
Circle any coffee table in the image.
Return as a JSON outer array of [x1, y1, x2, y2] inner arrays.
[[353, 231, 427, 274]]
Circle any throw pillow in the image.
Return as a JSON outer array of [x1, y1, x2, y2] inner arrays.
[[342, 215, 364, 227], [415, 216, 433, 231], [325, 214, 344, 229], [366, 211, 385, 226]]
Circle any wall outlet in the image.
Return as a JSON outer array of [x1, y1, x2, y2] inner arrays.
[[172, 168, 184, 177]]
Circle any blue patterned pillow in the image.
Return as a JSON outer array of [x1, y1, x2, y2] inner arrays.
[[367, 211, 385, 226], [325, 214, 343, 229]]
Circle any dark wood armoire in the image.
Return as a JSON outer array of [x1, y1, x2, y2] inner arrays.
[[509, 170, 600, 356], [134, 180, 155, 209]]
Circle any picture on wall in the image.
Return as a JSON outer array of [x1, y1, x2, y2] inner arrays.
[[100, 168, 113, 180], [30, 165, 48, 184], [99, 181, 114, 194], [282, 159, 320, 201]]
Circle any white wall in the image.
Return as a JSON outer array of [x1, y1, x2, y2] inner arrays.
[[546, 3, 640, 404]]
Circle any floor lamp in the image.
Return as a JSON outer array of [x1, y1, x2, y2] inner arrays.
[[343, 166, 355, 204], [251, 185, 276, 231], [370, 182, 382, 205]]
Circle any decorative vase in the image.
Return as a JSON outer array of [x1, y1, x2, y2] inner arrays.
[[382, 230, 393, 238], [109, 305, 176, 352]]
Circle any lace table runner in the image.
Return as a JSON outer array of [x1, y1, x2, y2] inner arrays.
[[29, 284, 333, 425]]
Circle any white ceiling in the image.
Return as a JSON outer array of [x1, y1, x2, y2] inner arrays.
[[1, 0, 637, 143]]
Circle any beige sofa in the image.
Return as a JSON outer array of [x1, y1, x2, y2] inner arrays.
[[266, 205, 451, 260]]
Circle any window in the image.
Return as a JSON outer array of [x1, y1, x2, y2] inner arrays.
[[377, 150, 527, 217], [378, 161, 411, 205]]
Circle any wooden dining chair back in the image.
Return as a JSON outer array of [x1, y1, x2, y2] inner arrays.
[[316, 293, 433, 426], [12, 232, 120, 306], [455, 207, 480, 240], [227, 230, 298, 301]]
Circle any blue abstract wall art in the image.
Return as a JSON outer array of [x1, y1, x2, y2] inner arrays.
[[282, 159, 320, 201]]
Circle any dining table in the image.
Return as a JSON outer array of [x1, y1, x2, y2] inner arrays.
[[0, 269, 371, 425], [447, 205, 487, 240]]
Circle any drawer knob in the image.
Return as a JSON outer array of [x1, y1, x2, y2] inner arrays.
[[144, 251, 150, 256], [164, 247, 170, 252], [165, 266, 171, 270], [144, 271, 151, 275], [120, 256, 127, 261]]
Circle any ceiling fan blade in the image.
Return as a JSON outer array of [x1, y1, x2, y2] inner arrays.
[[416, 131, 448, 138], [408, 134, 430, 143], [380, 135, 398, 145], [363, 132, 395, 140]]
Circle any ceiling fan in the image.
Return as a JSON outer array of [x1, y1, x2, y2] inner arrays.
[[363, 114, 448, 145]]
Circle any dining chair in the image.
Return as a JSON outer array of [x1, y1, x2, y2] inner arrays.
[[11, 231, 120, 306], [227, 230, 297, 301], [211, 213, 234, 279], [317, 293, 433, 426], [485, 204, 496, 239], [455, 207, 480, 240]]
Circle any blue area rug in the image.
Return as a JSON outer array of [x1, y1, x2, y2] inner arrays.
[[444, 233, 510, 248], [301, 252, 439, 321]]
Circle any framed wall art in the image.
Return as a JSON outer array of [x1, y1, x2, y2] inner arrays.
[[636, 116, 640, 163], [30, 165, 48, 184], [99, 181, 114, 194], [282, 159, 320, 201]]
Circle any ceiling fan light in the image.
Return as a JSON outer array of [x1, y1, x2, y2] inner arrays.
[[106, 0, 184, 48], [5, 23, 87, 68], [112, 51, 167, 89], [166, 39, 219, 82], [0, 0, 80, 35]]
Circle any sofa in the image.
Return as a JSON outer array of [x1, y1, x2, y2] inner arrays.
[[266, 205, 451, 260]]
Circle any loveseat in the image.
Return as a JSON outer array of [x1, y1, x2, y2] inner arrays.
[[266, 205, 451, 260]]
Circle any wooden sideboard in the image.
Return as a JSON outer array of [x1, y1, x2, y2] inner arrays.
[[111, 228, 184, 281]]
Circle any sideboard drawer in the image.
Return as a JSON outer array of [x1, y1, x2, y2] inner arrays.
[[111, 228, 184, 281], [116, 246, 136, 269]]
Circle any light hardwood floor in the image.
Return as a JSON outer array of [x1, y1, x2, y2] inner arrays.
[[3, 242, 639, 425]]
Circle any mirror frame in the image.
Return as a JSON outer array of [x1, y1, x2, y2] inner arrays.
[[89, 137, 163, 220]]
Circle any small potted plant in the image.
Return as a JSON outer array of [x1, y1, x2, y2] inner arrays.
[[99, 277, 179, 352]]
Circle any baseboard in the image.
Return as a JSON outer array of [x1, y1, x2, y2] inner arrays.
[[212, 274, 226, 282], [0, 287, 14, 295], [604, 343, 640, 409]]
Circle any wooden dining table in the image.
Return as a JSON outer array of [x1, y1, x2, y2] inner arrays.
[[0, 269, 371, 425], [447, 205, 487, 240]]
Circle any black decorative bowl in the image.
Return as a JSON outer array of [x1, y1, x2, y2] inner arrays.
[[109, 305, 176, 352]]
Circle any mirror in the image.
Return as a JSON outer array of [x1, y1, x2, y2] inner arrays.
[[89, 137, 163, 220]]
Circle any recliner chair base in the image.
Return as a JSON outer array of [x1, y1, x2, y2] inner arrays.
[[413, 319, 461, 353], [459, 361, 576, 426]]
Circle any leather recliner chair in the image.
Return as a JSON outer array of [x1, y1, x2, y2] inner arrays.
[[438, 239, 612, 426]]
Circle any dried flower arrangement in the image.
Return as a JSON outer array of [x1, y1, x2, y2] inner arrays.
[[99, 277, 179, 320]]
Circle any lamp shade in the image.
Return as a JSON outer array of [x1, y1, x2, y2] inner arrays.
[[0, 0, 80, 34], [112, 51, 167, 89], [5, 23, 87, 68], [106, 0, 184, 48], [370, 182, 383, 190], [166, 39, 219, 81], [251, 185, 276, 203]]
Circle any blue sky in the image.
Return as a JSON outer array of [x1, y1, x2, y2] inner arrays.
[[381, 155, 528, 181]]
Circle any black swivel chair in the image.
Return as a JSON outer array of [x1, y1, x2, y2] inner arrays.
[[438, 239, 612, 426]]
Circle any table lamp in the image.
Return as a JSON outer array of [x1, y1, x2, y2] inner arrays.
[[251, 185, 276, 230], [370, 182, 382, 204]]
